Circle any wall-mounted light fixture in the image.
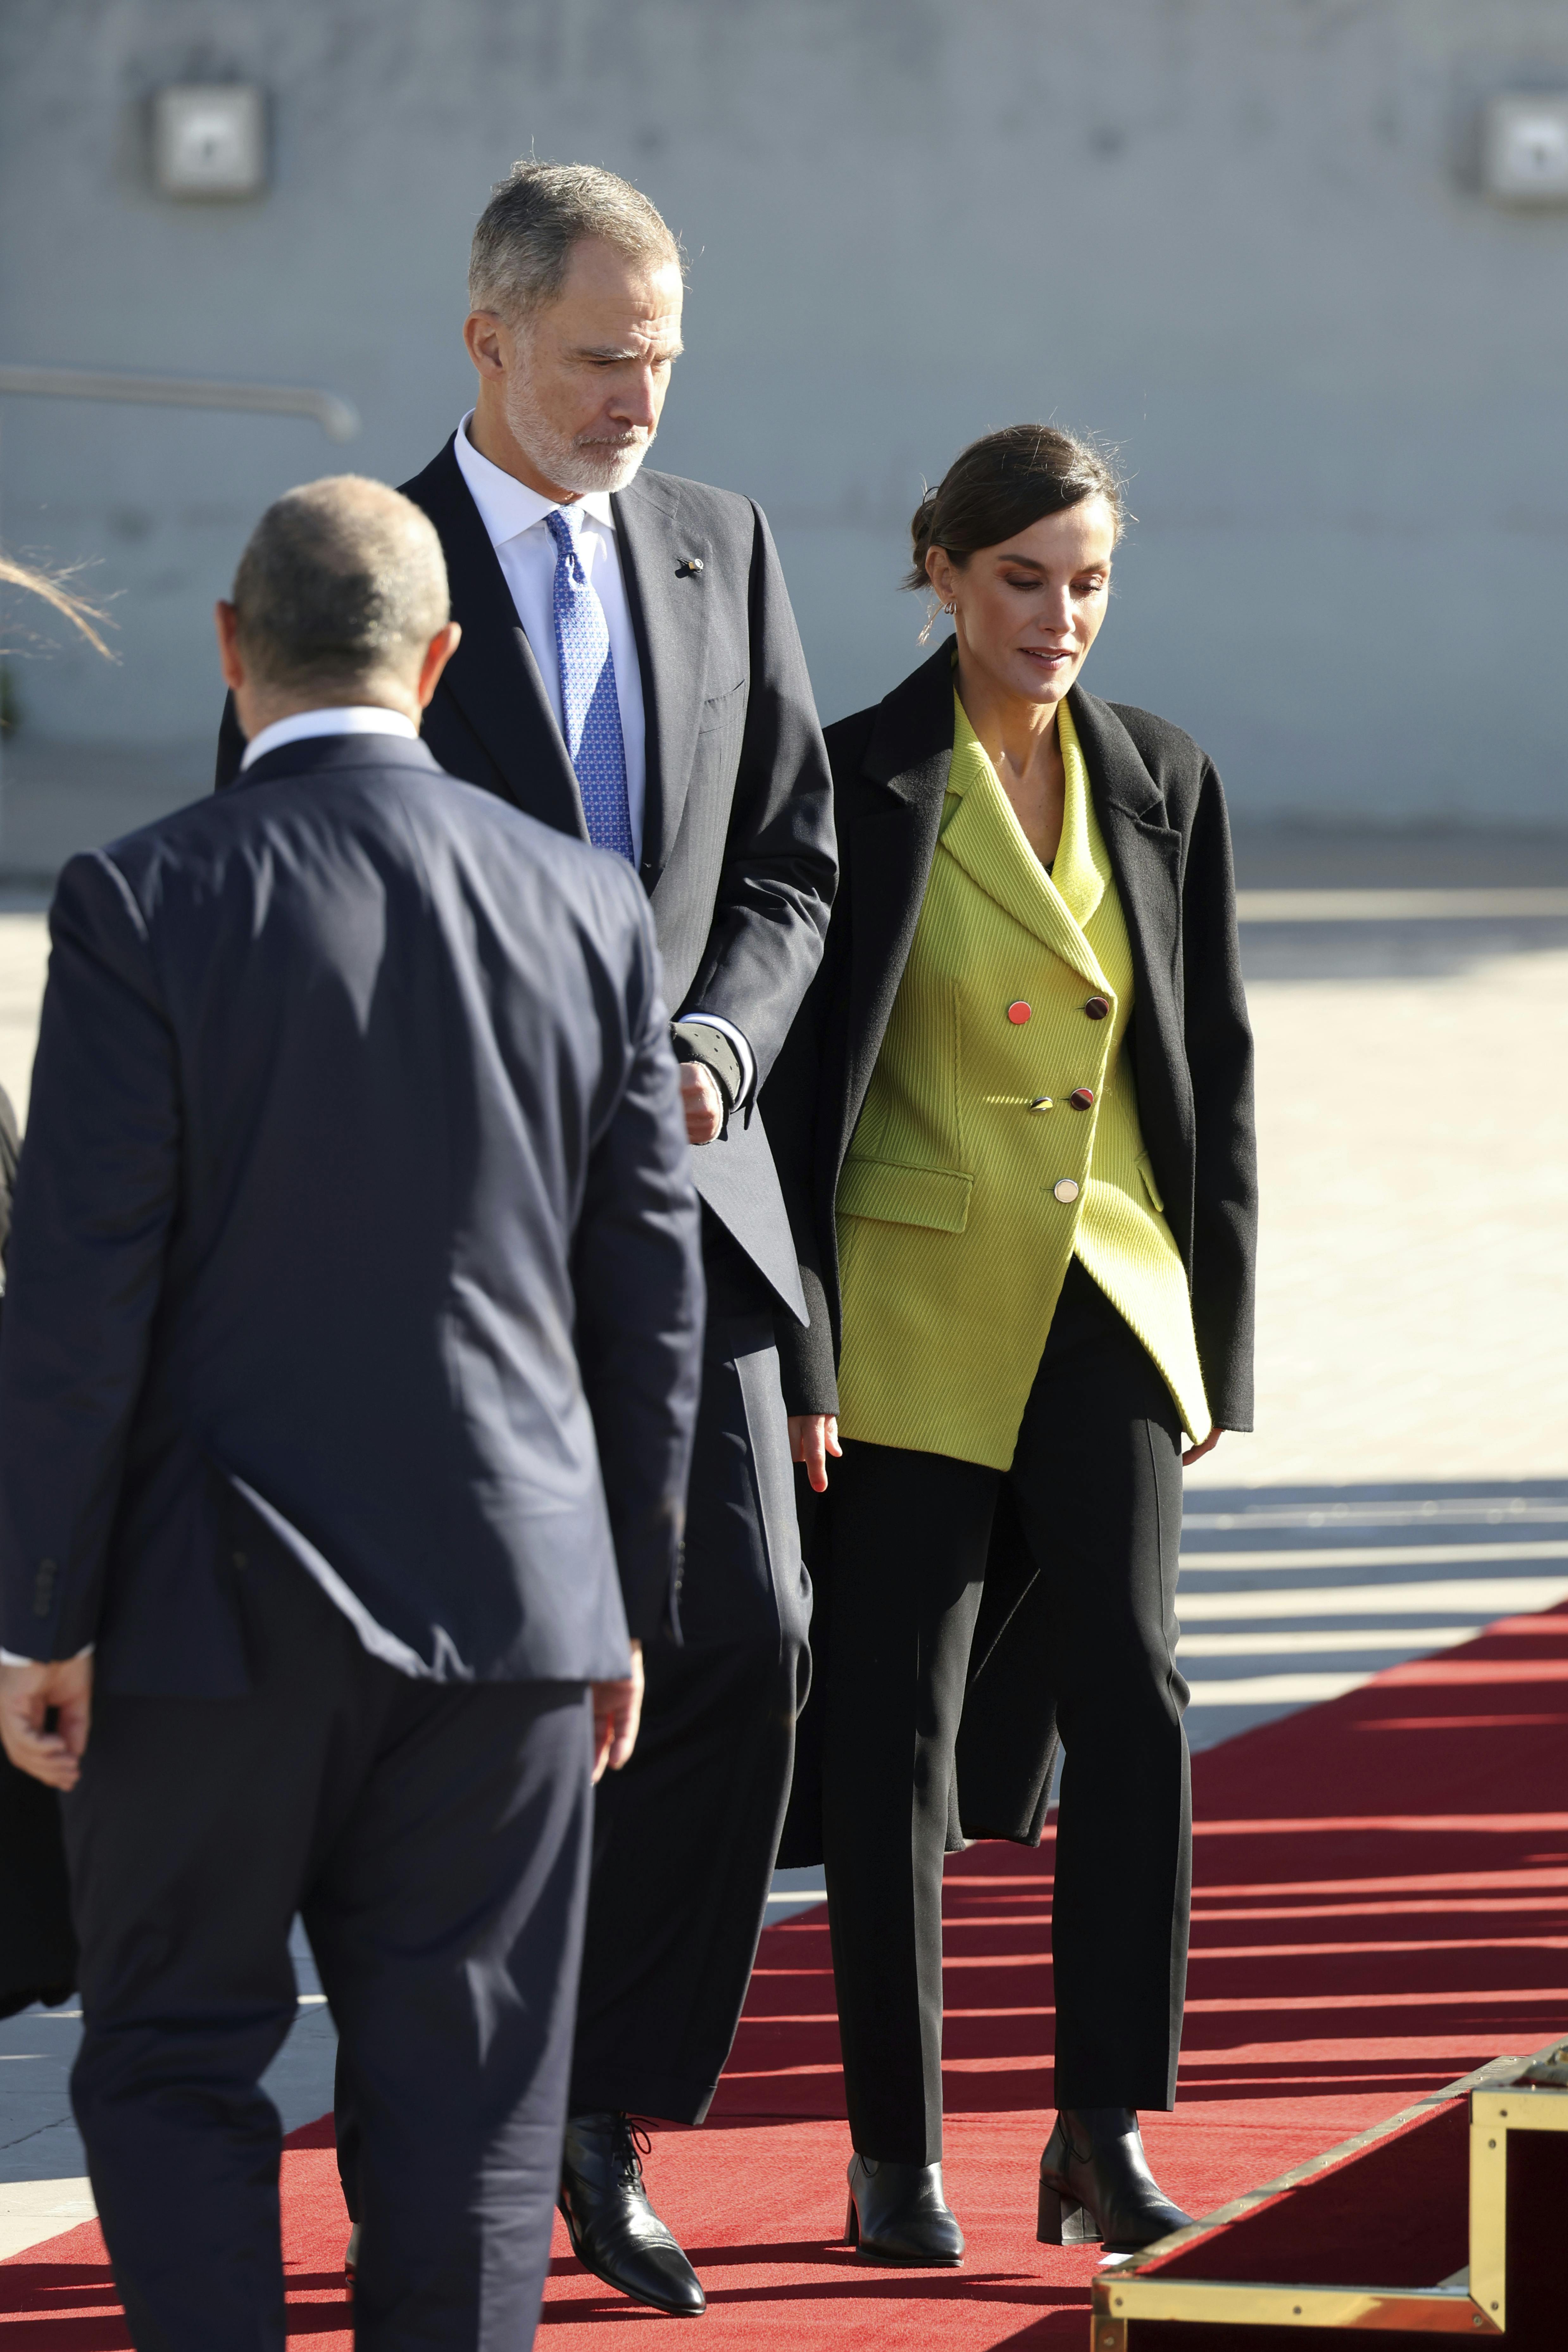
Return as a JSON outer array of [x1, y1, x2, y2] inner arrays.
[[1482, 94, 1568, 205], [152, 84, 267, 199]]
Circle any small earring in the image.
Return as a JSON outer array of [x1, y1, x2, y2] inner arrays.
[[942, 601, 957, 616]]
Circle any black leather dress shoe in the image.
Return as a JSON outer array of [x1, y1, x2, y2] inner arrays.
[[845, 2153, 965, 2266], [1037, 2108, 1191, 2252], [558, 2112, 706, 2317]]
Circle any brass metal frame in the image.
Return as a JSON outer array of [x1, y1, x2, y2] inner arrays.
[[1090, 2035, 1568, 2343], [1467, 2081, 1568, 2331]]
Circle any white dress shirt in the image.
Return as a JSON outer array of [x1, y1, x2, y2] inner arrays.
[[450, 414, 754, 1106], [240, 705, 418, 770], [453, 413, 647, 863]]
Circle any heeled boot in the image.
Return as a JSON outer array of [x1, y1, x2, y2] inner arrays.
[[1037, 2108, 1190, 2252], [845, 2153, 965, 2266]]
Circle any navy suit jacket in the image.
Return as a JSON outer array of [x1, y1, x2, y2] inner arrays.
[[216, 446, 837, 1320], [0, 734, 704, 1696]]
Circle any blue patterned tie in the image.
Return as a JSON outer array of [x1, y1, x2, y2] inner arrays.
[[544, 505, 634, 861]]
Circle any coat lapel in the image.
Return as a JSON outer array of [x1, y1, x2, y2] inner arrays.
[[402, 438, 586, 839], [1069, 687, 1191, 1145], [840, 646, 956, 1145], [613, 471, 711, 883]]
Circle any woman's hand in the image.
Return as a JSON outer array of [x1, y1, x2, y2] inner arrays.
[[789, 1414, 842, 1494], [1182, 1426, 1224, 1468]]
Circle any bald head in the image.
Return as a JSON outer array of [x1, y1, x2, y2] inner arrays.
[[222, 477, 455, 732]]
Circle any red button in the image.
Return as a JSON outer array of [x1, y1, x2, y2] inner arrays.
[[1007, 1001, 1031, 1025], [1084, 995, 1110, 1021], [1069, 1087, 1095, 1109]]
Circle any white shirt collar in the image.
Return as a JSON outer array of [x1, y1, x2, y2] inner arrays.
[[453, 411, 615, 549], [239, 706, 420, 770]]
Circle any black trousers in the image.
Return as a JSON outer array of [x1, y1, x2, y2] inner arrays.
[[569, 1279, 810, 2124], [821, 1261, 1191, 2164], [66, 1538, 593, 2352]]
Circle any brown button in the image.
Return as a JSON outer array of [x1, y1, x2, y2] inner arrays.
[[1053, 1177, 1080, 1204], [1007, 1001, 1031, 1025], [1084, 995, 1110, 1020], [1069, 1086, 1095, 1109]]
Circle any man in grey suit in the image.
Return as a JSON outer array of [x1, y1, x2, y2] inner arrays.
[[0, 477, 704, 2350], [215, 161, 837, 2318]]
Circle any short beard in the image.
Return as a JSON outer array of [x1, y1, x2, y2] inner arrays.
[[503, 362, 653, 495]]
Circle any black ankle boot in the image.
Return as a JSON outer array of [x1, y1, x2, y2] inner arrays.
[[845, 2153, 965, 2266], [1037, 2108, 1190, 2252], [558, 2111, 706, 2315]]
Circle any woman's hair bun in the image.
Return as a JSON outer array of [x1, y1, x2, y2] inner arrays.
[[901, 424, 1123, 593]]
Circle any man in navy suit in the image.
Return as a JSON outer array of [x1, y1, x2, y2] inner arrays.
[[0, 476, 704, 2352]]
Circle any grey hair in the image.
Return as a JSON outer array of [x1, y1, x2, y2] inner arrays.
[[231, 477, 449, 694], [468, 160, 681, 324]]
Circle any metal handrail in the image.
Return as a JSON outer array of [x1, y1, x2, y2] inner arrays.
[[0, 363, 359, 442]]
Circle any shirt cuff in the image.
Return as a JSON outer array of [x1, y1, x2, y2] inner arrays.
[[1, 1644, 94, 1667], [682, 1012, 756, 1110]]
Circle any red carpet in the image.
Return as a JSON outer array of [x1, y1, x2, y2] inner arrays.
[[6, 1602, 1567, 2346]]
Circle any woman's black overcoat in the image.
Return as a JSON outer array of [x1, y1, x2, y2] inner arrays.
[[765, 642, 1258, 1862]]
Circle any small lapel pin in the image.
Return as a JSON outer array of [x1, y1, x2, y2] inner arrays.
[[675, 556, 704, 576]]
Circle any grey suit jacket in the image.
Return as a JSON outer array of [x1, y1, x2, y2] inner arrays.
[[216, 443, 837, 1321]]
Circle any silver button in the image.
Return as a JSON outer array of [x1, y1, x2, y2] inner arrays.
[[1053, 1177, 1080, 1204], [1029, 1096, 1054, 1113]]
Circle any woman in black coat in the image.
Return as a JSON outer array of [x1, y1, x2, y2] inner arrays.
[[765, 425, 1257, 2264]]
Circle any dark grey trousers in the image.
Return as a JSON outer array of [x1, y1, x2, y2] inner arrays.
[[569, 1303, 810, 2124], [66, 1539, 593, 2352], [821, 1261, 1191, 2163]]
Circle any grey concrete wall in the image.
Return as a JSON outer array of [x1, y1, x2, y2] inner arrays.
[[1, 0, 1566, 824]]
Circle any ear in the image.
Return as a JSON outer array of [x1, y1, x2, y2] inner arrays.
[[925, 545, 957, 605], [215, 601, 245, 692], [463, 311, 509, 380], [416, 621, 462, 711]]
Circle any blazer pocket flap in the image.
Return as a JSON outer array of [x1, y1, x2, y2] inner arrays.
[[697, 678, 747, 731], [1136, 1151, 1166, 1213], [838, 1158, 973, 1233]]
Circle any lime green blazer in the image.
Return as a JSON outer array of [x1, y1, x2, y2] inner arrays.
[[833, 692, 1209, 1467]]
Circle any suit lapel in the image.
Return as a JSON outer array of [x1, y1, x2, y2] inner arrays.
[[401, 439, 585, 839], [613, 472, 711, 882], [935, 778, 1109, 994]]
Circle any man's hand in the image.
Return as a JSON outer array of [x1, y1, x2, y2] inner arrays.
[[789, 1413, 842, 1494], [1182, 1426, 1224, 1468], [0, 1654, 93, 1791], [590, 1640, 644, 1783], [679, 1062, 725, 1147]]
